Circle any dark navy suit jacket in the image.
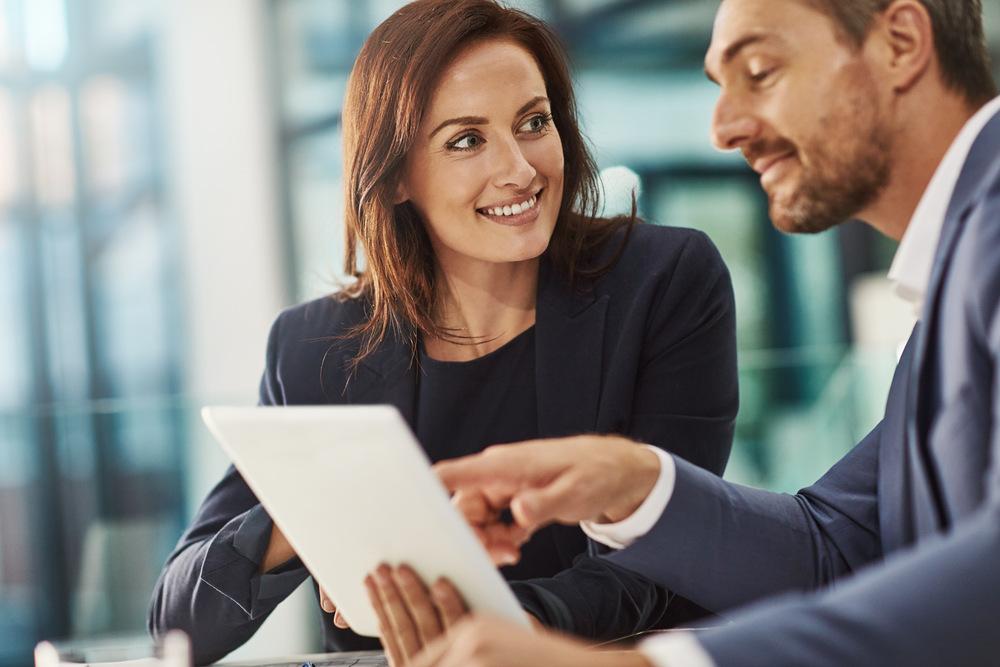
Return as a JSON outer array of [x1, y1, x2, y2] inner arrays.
[[148, 224, 739, 665], [608, 109, 1000, 665]]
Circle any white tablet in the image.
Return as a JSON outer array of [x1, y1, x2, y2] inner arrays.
[[200, 405, 531, 638]]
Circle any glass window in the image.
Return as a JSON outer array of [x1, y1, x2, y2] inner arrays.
[[0, 1, 180, 662]]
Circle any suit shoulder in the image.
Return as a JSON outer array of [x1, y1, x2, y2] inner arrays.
[[606, 223, 727, 284], [261, 291, 367, 405], [269, 290, 367, 343], [964, 173, 1000, 335]]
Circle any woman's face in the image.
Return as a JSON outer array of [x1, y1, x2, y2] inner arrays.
[[397, 39, 565, 271]]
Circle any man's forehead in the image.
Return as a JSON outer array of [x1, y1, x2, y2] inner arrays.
[[705, 0, 830, 74]]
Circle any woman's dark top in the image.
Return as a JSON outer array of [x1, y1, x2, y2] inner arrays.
[[417, 327, 568, 582], [416, 326, 537, 465], [148, 224, 741, 665]]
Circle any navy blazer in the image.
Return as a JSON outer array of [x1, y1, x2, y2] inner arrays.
[[148, 224, 739, 665], [608, 109, 1000, 665]]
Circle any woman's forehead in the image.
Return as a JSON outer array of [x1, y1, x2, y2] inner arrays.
[[425, 39, 547, 120]]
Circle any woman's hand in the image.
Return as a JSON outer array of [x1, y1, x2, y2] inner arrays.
[[263, 525, 353, 632], [364, 564, 469, 666], [410, 615, 654, 667], [259, 523, 297, 573], [319, 588, 352, 630]]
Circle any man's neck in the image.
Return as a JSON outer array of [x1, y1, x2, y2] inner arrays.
[[860, 94, 979, 241]]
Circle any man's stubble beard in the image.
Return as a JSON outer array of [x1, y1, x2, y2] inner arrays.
[[772, 88, 893, 235]]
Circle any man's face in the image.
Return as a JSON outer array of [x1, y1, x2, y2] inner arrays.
[[705, 0, 893, 234]]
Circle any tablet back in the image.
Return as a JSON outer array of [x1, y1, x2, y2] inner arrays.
[[201, 405, 530, 637]]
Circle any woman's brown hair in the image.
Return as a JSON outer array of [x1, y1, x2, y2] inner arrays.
[[341, 0, 634, 366]]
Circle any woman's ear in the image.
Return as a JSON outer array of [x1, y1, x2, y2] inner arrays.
[[393, 180, 410, 205]]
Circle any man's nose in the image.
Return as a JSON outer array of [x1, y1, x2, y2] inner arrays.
[[710, 92, 761, 151]]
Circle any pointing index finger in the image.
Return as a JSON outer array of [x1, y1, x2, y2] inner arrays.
[[434, 442, 549, 492]]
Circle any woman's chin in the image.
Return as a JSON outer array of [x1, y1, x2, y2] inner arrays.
[[495, 232, 553, 264]]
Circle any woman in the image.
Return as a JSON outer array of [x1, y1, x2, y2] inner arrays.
[[148, 1, 738, 664]]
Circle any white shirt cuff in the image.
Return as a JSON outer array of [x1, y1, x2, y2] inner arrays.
[[579, 446, 675, 549], [640, 631, 716, 667]]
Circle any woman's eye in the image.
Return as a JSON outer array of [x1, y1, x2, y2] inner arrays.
[[448, 134, 484, 151], [519, 113, 553, 134]]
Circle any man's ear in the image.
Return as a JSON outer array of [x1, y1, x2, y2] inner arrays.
[[870, 0, 934, 94]]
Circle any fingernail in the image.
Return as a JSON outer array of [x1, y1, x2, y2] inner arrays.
[[321, 599, 334, 612]]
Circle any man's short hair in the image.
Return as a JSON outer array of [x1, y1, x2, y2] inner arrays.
[[805, 0, 997, 105]]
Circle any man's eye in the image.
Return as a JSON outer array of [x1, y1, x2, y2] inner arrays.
[[749, 68, 775, 84], [448, 134, 484, 151]]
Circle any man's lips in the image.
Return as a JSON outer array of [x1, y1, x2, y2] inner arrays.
[[752, 152, 796, 177]]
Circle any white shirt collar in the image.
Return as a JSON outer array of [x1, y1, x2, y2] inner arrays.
[[888, 96, 1000, 313]]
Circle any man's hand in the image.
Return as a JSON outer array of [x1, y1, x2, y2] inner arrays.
[[410, 615, 655, 667], [435, 435, 661, 565]]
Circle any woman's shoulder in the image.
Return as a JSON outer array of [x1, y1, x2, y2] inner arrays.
[[260, 290, 371, 404], [605, 222, 727, 283], [267, 289, 369, 348]]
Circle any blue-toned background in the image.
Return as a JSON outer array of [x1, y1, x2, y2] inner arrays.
[[1, 1, 997, 663]]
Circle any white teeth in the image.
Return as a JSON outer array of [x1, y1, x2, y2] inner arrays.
[[481, 194, 539, 217]]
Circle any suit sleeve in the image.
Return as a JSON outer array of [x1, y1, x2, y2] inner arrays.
[[147, 313, 313, 665], [607, 422, 883, 613], [513, 230, 740, 639], [678, 188, 1000, 667], [651, 197, 1000, 666]]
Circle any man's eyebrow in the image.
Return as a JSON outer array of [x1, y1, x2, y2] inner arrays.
[[704, 34, 772, 83], [428, 96, 550, 140]]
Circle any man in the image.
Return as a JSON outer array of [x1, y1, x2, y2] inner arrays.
[[391, 0, 1000, 664]]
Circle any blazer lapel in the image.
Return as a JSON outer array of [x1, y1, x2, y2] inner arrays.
[[879, 325, 917, 552], [905, 108, 1000, 531], [535, 260, 609, 438], [343, 334, 418, 427]]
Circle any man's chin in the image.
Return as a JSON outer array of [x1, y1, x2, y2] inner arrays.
[[767, 199, 804, 235], [768, 197, 845, 235]]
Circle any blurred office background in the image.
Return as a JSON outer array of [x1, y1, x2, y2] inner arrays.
[[0, 0, 997, 664]]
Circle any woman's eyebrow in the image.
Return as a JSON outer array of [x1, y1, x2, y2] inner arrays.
[[428, 96, 550, 140], [429, 115, 488, 139]]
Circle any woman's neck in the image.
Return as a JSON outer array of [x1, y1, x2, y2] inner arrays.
[[425, 256, 539, 362]]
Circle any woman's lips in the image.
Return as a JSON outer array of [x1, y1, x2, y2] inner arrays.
[[477, 189, 543, 227]]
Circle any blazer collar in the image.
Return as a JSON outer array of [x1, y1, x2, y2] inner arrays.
[[343, 328, 418, 425], [341, 258, 610, 439], [905, 107, 1000, 528], [534, 259, 609, 438]]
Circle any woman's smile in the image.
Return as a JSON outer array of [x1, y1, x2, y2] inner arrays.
[[476, 188, 544, 226]]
